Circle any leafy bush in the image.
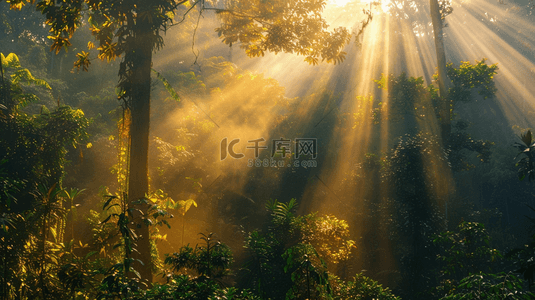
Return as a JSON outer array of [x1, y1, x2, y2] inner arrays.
[[332, 273, 401, 300], [439, 272, 533, 300], [432, 221, 535, 299], [164, 232, 234, 280], [239, 198, 356, 299], [142, 275, 260, 300]]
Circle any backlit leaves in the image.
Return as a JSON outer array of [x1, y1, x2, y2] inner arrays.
[[97, 42, 118, 62], [445, 59, 499, 102], [73, 51, 91, 72], [12, 68, 51, 89], [49, 35, 72, 54], [305, 56, 319, 65], [177, 199, 197, 216], [1, 53, 22, 69], [3, 53, 51, 89], [215, 0, 351, 65]]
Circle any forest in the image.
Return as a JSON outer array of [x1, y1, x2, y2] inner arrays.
[[2, 0, 535, 299]]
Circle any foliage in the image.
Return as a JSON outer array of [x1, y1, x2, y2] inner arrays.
[[0, 2, 49, 54], [1, 52, 51, 111], [2, 184, 71, 299], [95, 191, 174, 298], [95, 192, 142, 299], [92, 192, 168, 298], [445, 59, 499, 103], [433, 221, 502, 280], [142, 274, 260, 300], [367, 65, 495, 171], [215, 0, 351, 65], [505, 234, 535, 292], [448, 120, 493, 171], [511, 132, 535, 289], [240, 198, 355, 299], [282, 243, 331, 299], [0, 103, 90, 202], [353, 95, 382, 126], [331, 273, 402, 300], [1, 53, 90, 203], [431, 221, 535, 299], [375, 72, 429, 122], [6, 0, 357, 282], [0, 53, 91, 299], [57, 242, 101, 300], [159, 192, 197, 247], [304, 215, 356, 265], [74, 84, 122, 136], [438, 272, 534, 300], [165, 232, 233, 280], [514, 130, 535, 182], [385, 0, 453, 32], [148, 234, 261, 300], [384, 132, 448, 297]]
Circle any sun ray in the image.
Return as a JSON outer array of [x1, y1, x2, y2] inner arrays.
[[150, 0, 535, 288]]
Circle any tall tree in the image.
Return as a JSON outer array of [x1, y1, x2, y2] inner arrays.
[[429, 0, 452, 144], [4, 0, 354, 284]]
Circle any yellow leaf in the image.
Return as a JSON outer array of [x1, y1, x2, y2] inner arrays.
[[166, 11, 175, 20], [10, 2, 23, 10]]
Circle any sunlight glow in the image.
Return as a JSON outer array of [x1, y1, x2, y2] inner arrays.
[[328, 0, 353, 6], [152, 0, 535, 288]]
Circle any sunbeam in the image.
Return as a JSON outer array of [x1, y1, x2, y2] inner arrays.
[[6, 0, 535, 297]]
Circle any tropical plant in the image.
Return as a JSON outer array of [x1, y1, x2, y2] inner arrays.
[[0, 53, 91, 299], [97, 190, 174, 298], [240, 198, 356, 299], [282, 243, 331, 299], [160, 193, 197, 248], [438, 272, 534, 300], [96, 192, 143, 299], [510, 130, 535, 290], [142, 274, 260, 300], [514, 130, 535, 182], [1, 53, 89, 206], [165, 232, 233, 281], [331, 273, 402, 300], [433, 221, 502, 282], [431, 221, 535, 299], [57, 241, 101, 300], [61, 187, 85, 243], [505, 237, 535, 293]]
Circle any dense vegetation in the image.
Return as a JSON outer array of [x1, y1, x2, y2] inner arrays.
[[2, 0, 535, 299]]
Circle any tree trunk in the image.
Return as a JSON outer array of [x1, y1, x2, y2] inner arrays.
[[430, 0, 454, 236], [430, 0, 451, 145], [127, 25, 153, 285]]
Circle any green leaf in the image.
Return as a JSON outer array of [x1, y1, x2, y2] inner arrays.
[[152, 69, 181, 102]]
